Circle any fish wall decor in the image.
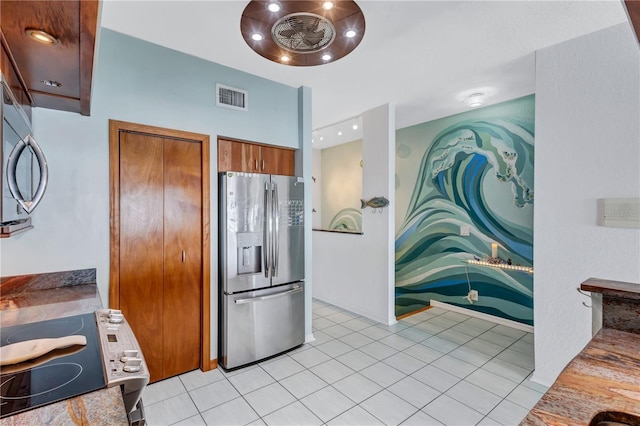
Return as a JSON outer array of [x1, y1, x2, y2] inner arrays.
[[361, 196, 389, 210]]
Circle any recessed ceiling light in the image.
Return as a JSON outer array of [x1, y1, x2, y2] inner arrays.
[[322, 1, 334, 10], [281, 55, 291, 62], [251, 33, 264, 41], [26, 28, 58, 45], [41, 80, 62, 87], [467, 93, 485, 107], [345, 30, 357, 38], [321, 54, 332, 61], [320, 136, 324, 141], [352, 124, 358, 130], [338, 130, 342, 136], [267, 2, 281, 12]]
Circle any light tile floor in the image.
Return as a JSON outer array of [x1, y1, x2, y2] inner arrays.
[[143, 300, 547, 425]]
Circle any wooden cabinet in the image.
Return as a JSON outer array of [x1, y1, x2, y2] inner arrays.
[[1, 0, 99, 116], [1, 38, 32, 122], [218, 138, 295, 176]]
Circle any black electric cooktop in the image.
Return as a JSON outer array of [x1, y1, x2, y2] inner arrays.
[[0, 313, 106, 418]]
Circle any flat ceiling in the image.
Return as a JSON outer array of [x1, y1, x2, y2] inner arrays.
[[100, 1, 628, 147]]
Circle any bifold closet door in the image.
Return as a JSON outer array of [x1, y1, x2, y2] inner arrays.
[[162, 138, 202, 378], [118, 132, 202, 382]]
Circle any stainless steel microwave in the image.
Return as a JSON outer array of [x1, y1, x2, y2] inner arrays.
[[1, 73, 48, 234]]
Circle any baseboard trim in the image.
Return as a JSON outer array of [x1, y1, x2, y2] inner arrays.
[[430, 300, 534, 333], [208, 359, 218, 370], [305, 332, 315, 344], [396, 305, 432, 321]]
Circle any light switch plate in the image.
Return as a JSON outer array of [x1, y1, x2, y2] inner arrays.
[[598, 198, 640, 228]]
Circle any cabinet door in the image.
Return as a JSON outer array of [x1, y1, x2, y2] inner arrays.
[[218, 139, 245, 172], [260, 145, 295, 176], [218, 139, 262, 172], [163, 139, 202, 378]]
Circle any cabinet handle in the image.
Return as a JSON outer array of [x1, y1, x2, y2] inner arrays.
[[262, 160, 265, 171], [182, 250, 186, 263], [255, 159, 258, 170]]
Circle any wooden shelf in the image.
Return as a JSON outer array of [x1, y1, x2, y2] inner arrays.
[[0, 225, 34, 238], [467, 259, 533, 274]]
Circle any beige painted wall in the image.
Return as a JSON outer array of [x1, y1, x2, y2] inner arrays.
[[320, 139, 363, 230]]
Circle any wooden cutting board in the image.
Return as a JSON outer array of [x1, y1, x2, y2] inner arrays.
[[0, 335, 87, 366]]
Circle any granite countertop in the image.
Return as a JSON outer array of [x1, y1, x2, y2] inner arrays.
[[521, 327, 640, 425], [581, 277, 640, 300], [0, 269, 129, 425], [2, 386, 128, 426], [0, 269, 103, 327]]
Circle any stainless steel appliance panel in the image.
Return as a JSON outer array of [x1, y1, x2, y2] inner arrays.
[[270, 175, 305, 287], [220, 283, 304, 369], [220, 172, 272, 294]]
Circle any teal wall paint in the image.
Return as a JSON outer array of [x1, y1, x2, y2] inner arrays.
[[395, 95, 535, 325], [94, 29, 300, 147]]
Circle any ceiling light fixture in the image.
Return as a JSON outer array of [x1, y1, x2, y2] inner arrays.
[[322, 1, 334, 10], [251, 33, 264, 41], [26, 28, 58, 45], [267, 1, 281, 12], [281, 55, 291, 62], [456, 87, 497, 108], [352, 123, 358, 130], [322, 54, 332, 61], [345, 29, 357, 38], [466, 93, 485, 108], [41, 80, 62, 87], [338, 130, 342, 136], [241, 1, 365, 67]]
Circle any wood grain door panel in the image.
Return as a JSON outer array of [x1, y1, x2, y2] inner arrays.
[[218, 138, 295, 175], [260, 145, 295, 175], [118, 132, 165, 383], [163, 139, 202, 377]]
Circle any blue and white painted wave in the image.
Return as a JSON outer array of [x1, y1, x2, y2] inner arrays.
[[329, 208, 362, 232], [395, 116, 534, 324]]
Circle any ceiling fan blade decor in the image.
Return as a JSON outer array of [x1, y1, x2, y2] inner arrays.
[[241, 1, 366, 66]]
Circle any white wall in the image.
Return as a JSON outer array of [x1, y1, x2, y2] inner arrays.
[[311, 148, 322, 229], [312, 103, 396, 325], [533, 23, 640, 386]]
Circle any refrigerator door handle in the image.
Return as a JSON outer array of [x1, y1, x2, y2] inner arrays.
[[263, 181, 271, 278], [273, 182, 280, 276], [234, 285, 302, 305]]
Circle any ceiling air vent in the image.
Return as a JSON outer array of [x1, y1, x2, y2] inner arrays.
[[216, 83, 248, 111]]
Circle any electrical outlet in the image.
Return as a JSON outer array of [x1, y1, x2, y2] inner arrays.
[[469, 290, 478, 301]]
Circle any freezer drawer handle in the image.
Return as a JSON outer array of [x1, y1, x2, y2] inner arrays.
[[234, 285, 302, 305]]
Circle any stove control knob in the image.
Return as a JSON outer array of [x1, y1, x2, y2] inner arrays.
[[120, 350, 139, 362], [123, 358, 143, 373], [109, 313, 124, 324]]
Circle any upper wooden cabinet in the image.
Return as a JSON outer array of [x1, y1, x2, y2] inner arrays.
[[625, 0, 640, 47], [1, 39, 32, 122], [218, 138, 295, 176], [0, 0, 99, 116]]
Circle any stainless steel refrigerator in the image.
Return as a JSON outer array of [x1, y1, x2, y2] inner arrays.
[[219, 171, 305, 369]]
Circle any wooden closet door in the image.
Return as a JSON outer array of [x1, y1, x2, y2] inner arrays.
[[163, 138, 202, 377], [118, 133, 165, 383]]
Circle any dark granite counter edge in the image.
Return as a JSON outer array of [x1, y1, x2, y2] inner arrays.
[[581, 277, 640, 299]]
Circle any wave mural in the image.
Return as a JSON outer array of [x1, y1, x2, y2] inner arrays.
[[328, 208, 362, 232], [395, 97, 534, 325]]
